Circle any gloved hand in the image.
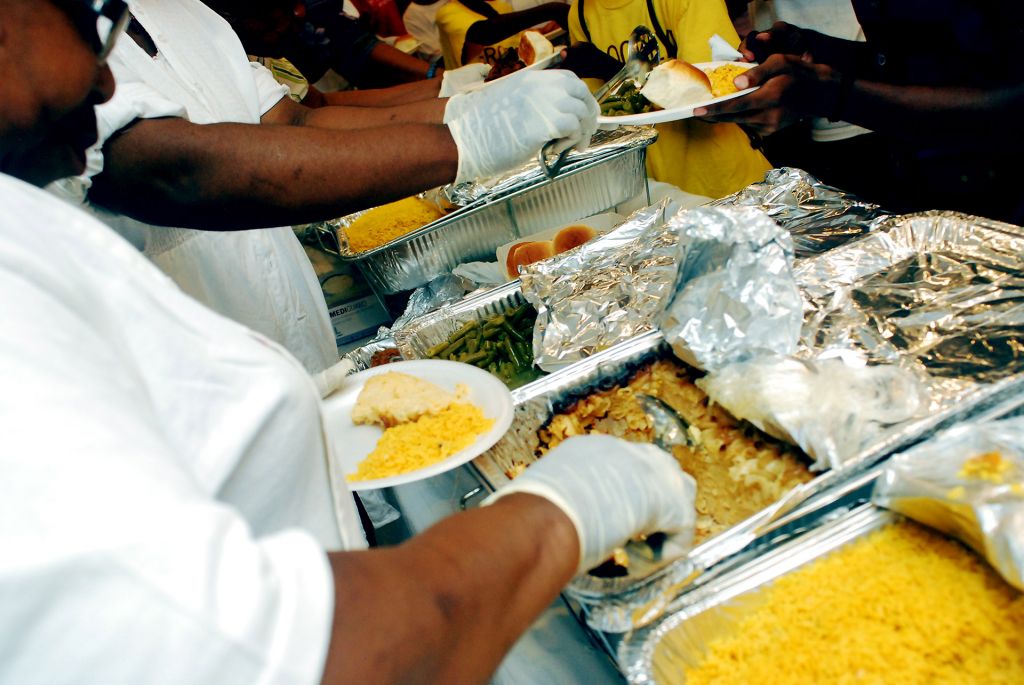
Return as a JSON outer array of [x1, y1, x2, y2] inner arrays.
[[312, 357, 356, 398], [444, 69, 599, 184], [438, 63, 492, 98], [484, 434, 696, 574]]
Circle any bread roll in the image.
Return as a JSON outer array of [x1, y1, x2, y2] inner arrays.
[[506, 240, 555, 276], [519, 30, 554, 66], [640, 59, 713, 110], [552, 224, 597, 254]]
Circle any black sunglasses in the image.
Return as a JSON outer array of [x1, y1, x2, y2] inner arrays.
[[54, 0, 131, 66]]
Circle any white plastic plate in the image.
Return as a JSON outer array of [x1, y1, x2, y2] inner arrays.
[[597, 61, 759, 126], [322, 360, 514, 491]]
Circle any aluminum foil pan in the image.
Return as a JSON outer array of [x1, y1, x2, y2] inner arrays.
[[711, 166, 890, 258], [446, 126, 658, 206], [873, 415, 1024, 590], [618, 505, 896, 684], [794, 210, 1024, 429], [326, 145, 651, 300], [341, 335, 400, 371], [392, 280, 527, 351]]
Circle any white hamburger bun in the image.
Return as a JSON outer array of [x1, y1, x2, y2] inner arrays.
[[519, 30, 554, 66], [639, 59, 713, 110]]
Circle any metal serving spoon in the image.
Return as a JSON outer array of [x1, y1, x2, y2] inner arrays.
[[636, 393, 700, 452]]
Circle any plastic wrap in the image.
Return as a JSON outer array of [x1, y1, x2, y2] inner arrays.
[[700, 355, 925, 471], [873, 416, 1024, 590], [658, 206, 803, 371]]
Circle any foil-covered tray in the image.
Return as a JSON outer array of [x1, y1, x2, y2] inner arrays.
[[794, 211, 1024, 439], [316, 128, 656, 301], [711, 166, 890, 258], [618, 504, 896, 685]]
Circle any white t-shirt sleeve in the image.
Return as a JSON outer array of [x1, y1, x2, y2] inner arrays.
[[0, 236, 334, 685], [250, 61, 292, 117], [48, 80, 186, 205]]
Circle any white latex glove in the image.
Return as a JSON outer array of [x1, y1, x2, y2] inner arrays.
[[312, 358, 356, 398], [438, 62, 491, 97], [444, 69, 600, 185], [484, 434, 696, 574]]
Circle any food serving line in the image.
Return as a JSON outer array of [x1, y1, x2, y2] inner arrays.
[[307, 132, 1024, 683]]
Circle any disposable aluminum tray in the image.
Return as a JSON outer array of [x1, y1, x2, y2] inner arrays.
[[393, 281, 525, 357], [330, 144, 650, 299], [468, 331, 981, 632], [472, 210, 1024, 630], [618, 504, 897, 685]]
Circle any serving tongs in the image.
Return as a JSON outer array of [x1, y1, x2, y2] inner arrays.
[[538, 27, 660, 179], [594, 25, 662, 105]]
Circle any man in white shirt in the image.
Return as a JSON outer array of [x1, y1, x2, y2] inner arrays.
[[53, 0, 598, 375], [2, 3, 688, 682]]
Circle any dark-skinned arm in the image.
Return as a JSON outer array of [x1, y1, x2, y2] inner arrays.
[[319, 493, 578, 685], [89, 118, 457, 229], [695, 53, 1024, 141], [304, 78, 442, 108], [264, 89, 447, 128]]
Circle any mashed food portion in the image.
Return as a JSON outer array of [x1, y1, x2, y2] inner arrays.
[[349, 402, 493, 482], [704, 63, 751, 98], [343, 196, 445, 253], [671, 522, 1024, 684], [353, 371, 467, 428], [537, 359, 812, 542]]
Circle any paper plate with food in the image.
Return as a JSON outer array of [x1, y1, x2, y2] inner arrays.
[[495, 212, 624, 280], [475, 30, 560, 87], [597, 60, 758, 126], [322, 360, 514, 490]]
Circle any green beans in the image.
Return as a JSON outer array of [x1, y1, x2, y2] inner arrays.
[[426, 304, 544, 389], [600, 84, 655, 117]]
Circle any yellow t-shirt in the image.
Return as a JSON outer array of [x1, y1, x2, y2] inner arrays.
[[569, 0, 770, 198], [437, 0, 520, 69]]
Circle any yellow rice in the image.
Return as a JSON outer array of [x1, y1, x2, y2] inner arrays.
[[667, 522, 1024, 685], [343, 196, 445, 253], [348, 402, 493, 481], [705, 64, 751, 98]]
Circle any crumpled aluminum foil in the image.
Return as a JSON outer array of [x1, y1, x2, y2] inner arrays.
[[519, 200, 675, 372], [445, 126, 658, 206], [658, 206, 803, 371], [711, 167, 890, 258], [873, 416, 1024, 590], [727, 210, 1024, 469]]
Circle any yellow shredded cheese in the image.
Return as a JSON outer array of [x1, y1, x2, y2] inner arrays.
[[667, 522, 1024, 685], [343, 196, 445, 253], [704, 64, 751, 98], [348, 403, 493, 482]]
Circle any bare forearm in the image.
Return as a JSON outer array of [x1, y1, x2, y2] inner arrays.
[[90, 118, 458, 229], [319, 79, 442, 107], [302, 98, 447, 128], [320, 494, 578, 685], [370, 42, 433, 81], [838, 80, 1024, 142]]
